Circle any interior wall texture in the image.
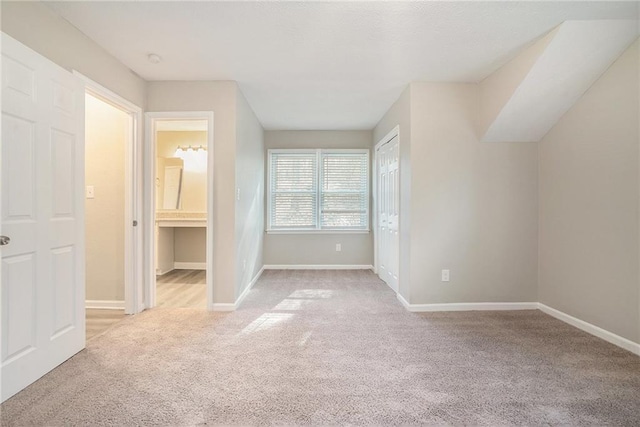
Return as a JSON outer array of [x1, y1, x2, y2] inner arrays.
[[1, 1, 146, 108], [174, 228, 207, 264], [263, 130, 374, 266], [479, 27, 557, 138], [85, 94, 128, 301], [410, 82, 539, 304], [374, 84, 538, 305], [539, 41, 640, 344], [147, 81, 238, 304], [235, 88, 265, 298]]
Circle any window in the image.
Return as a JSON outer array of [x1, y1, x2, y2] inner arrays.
[[268, 149, 369, 232]]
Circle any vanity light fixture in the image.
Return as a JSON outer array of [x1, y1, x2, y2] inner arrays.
[[176, 145, 207, 151]]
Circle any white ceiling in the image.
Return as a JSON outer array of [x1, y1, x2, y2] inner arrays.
[[482, 19, 638, 142], [47, 1, 637, 130]]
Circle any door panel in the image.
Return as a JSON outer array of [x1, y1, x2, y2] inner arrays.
[[387, 141, 399, 288], [51, 246, 76, 338], [1, 254, 36, 362], [1, 33, 85, 402], [51, 130, 76, 217], [3, 116, 36, 219], [376, 135, 399, 292], [377, 146, 388, 282]]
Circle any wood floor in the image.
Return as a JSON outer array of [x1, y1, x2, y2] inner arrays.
[[86, 309, 126, 340], [156, 269, 206, 308], [85, 269, 205, 341]]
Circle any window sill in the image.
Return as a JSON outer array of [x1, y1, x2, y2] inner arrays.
[[266, 230, 370, 235]]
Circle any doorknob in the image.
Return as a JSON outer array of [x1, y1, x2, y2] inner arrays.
[[0, 236, 10, 246]]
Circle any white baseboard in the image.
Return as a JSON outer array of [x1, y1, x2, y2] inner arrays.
[[263, 264, 374, 270], [396, 294, 640, 356], [210, 303, 235, 311], [174, 262, 206, 270], [396, 292, 411, 310], [210, 266, 265, 312], [538, 303, 640, 356], [397, 295, 539, 312], [156, 267, 174, 276], [86, 300, 125, 310]]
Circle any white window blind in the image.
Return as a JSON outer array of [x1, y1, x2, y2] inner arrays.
[[270, 152, 318, 229], [321, 152, 368, 230], [268, 149, 369, 231]]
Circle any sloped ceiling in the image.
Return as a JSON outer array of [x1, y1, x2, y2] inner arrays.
[[481, 20, 638, 143]]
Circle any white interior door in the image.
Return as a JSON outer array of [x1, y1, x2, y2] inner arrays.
[[376, 135, 399, 292], [1, 33, 85, 402]]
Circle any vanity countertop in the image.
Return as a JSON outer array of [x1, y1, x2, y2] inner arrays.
[[156, 211, 206, 220], [156, 211, 207, 227]]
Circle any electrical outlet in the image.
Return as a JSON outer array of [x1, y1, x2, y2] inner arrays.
[[236, 188, 241, 201], [336, 243, 342, 252], [86, 186, 95, 199], [441, 269, 450, 282]]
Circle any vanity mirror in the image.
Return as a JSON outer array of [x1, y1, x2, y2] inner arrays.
[[156, 157, 184, 210], [155, 144, 207, 212]]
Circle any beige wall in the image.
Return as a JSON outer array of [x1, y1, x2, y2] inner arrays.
[[85, 94, 128, 301], [175, 228, 207, 263], [235, 89, 265, 297], [373, 87, 412, 299], [409, 82, 539, 304], [539, 41, 640, 343], [1, 1, 146, 108], [147, 81, 237, 304], [263, 130, 374, 266], [374, 84, 538, 305]]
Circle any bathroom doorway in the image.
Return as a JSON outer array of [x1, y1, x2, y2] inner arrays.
[[145, 112, 214, 309], [77, 72, 145, 341]]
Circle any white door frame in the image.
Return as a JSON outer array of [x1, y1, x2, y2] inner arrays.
[[373, 125, 400, 287], [74, 72, 144, 315], [144, 111, 214, 310]]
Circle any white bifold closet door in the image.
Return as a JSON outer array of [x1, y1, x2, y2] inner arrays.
[[1, 33, 85, 402], [377, 135, 399, 292]]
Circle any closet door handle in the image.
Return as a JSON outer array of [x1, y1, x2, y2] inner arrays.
[[0, 236, 10, 246]]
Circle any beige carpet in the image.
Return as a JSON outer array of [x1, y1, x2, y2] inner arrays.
[[2, 269, 639, 426]]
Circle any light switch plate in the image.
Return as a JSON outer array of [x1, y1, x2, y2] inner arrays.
[[441, 269, 450, 282], [86, 186, 95, 199]]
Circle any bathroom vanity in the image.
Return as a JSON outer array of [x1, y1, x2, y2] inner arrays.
[[155, 212, 207, 275]]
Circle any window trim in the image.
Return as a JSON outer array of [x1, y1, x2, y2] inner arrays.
[[267, 148, 370, 233]]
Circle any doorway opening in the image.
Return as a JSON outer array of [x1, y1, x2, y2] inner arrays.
[[77, 73, 144, 341], [374, 126, 400, 293], [145, 113, 214, 309]]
